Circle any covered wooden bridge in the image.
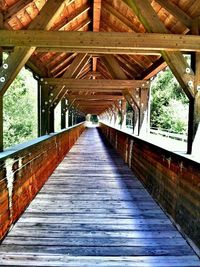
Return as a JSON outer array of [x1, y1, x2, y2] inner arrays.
[[0, 0, 200, 266]]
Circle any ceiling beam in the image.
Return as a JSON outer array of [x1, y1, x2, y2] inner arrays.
[[1, 31, 200, 52], [36, 47, 161, 55], [67, 95, 124, 100], [42, 78, 149, 89], [75, 100, 115, 104]]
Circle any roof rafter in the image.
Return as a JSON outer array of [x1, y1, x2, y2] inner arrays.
[[51, 53, 90, 105], [52, 3, 90, 31], [154, 0, 192, 29], [102, 54, 140, 109], [0, 0, 68, 96], [102, 1, 137, 32], [3, 0, 33, 21], [123, 0, 195, 99]]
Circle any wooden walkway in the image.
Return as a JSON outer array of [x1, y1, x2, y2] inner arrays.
[[0, 128, 199, 266]]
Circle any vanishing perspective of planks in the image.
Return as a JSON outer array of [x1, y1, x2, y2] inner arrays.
[[0, 128, 199, 266]]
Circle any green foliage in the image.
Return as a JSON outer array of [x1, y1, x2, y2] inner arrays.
[[90, 114, 98, 123], [150, 68, 188, 133], [3, 68, 37, 148]]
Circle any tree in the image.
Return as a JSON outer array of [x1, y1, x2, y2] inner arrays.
[[150, 68, 189, 133], [3, 68, 37, 148]]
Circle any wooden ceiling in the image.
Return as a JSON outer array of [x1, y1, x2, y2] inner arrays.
[[0, 0, 200, 115]]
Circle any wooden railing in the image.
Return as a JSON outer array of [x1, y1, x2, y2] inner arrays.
[[0, 122, 85, 240], [99, 122, 200, 250], [150, 127, 187, 142]]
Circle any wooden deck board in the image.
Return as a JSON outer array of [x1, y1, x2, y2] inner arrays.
[[0, 128, 199, 266]]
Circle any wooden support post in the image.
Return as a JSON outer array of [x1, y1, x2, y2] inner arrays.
[[0, 13, 3, 68], [187, 17, 200, 154], [0, 95, 3, 151], [0, 13, 3, 151], [61, 98, 66, 129], [187, 99, 194, 154], [112, 105, 118, 126], [40, 84, 49, 135], [121, 99, 126, 129], [188, 53, 200, 154], [48, 107, 54, 133], [37, 80, 41, 137], [132, 110, 137, 134], [74, 112, 77, 125], [132, 105, 139, 135], [68, 109, 73, 127], [138, 87, 150, 135]]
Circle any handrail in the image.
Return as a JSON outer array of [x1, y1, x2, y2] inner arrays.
[[0, 122, 85, 161], [99, 122, 200, 251], [99, 122, 199, 165], [150, 128, 187, 142], [0, 121, 86, 241]]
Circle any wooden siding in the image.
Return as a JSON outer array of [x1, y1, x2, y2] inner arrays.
[[0, 122, 85, 240], [0, 127, 199, 266], [100, 123, 200, 250]]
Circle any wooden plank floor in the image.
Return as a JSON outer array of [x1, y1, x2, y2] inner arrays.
[[0, 128, 199, 266]]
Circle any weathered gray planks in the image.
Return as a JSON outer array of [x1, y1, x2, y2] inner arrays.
[[0, 128, 199, 266]]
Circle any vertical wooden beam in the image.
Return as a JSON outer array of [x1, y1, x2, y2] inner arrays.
[[187, 99, 194, 154], [121, 99, 127, 129], [61, 98, 66, 129], [112, 103, 119, 125], [191, 54, 200, 153], [37, 79, 41, 137], [139, 87, 150, 135], [68, 110, 71, 127], [0, 13, 3, 151], [40, 84, 49, 135], [49, 107, 54, 133], [187, 17, 200, 154], [0, 13, 3, 67], [0, 96, 3, 151]]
